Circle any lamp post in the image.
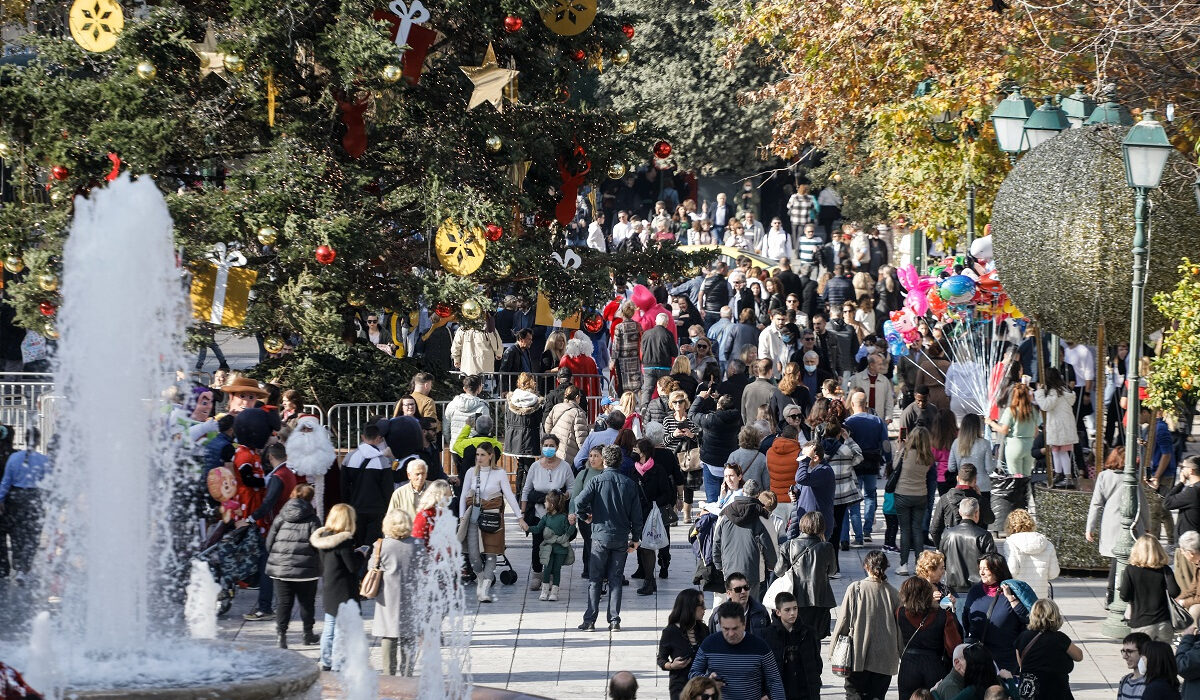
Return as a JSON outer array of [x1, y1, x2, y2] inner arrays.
[[1102, 110, 1172, 638], [990, 87, 1035, 164], [1061, 85, 1096, 128], [1022, 97, 1070, 150]]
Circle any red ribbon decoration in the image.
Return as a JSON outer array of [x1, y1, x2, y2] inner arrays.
[[105, 152, 121, 181], [555, 141, 591, 226], [334, 90, 369, 159]]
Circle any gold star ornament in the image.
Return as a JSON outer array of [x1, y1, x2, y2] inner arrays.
[[191, 22, 227, 80], [459, 43, 519, 111]]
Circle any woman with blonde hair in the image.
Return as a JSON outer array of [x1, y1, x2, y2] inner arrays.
[[311, 502, 367, 671], [412, 480, 454, 544], [1120, 534, 1181, 642], [988, 383, 1040, 477], [542, 330, 568, 370], [915, 549, 955, 609], [619, 391, 644, 439], [893, 426, 935, 575], [1014, 599, 1084, 698], [670, 355, 698, 399], [1003, 509, 1060, 599], [372, 509, 420, 675]]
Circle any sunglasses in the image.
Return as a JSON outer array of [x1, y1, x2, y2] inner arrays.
[[1120, 649, 1138, 656], [672, 400, 686, 405], [729, 585, 749, 593], [696, 344, 709, 350], [367, 319, 379, 323], [803, 337, 815, 341], [700, 693, 717, 700]]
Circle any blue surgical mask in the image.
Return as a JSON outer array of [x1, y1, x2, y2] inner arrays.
[[804, 364, 818, 373], [542, 446, 557, 458], [781, 335, 793, 344]]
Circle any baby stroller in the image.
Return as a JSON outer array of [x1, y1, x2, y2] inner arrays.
[[195, 523, 263, 616]]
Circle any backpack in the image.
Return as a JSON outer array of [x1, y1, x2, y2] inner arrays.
[[616, 235, 643, 253]]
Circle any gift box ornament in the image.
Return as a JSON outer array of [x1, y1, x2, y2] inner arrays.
[[190, 243, 257, 327]]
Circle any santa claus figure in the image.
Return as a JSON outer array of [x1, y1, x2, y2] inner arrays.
[[285, 415, 336, 517], [631, 284, 677, 341], [560, 331, 600, 406]]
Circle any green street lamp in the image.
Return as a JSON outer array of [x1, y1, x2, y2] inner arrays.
[[1087, 95, 1134, 126], [990, 87, 1035, 163], [1022, 96, 1070, 150], [1060, 85, 1096, 128], [1103, 109, 1172, 639]]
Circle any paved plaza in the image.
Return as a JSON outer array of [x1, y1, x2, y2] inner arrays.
[[218, 518, 1130, 700]]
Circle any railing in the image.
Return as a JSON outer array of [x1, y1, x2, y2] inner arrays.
[[0, 374, 54, 449]]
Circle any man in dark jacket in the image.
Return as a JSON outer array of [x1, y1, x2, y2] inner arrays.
[[639, 313, 678, 405], [930, 464, 994, 545], [708, 572, 772, 637], [941, 497, 996, 595], [341, 423, 393, 547], [544, 368, 574, 411], [574, 444, 643, 632], [714, 482, 777, 600], [717, 358, 753, 408], [742, 359, 786, 427], [498, 328, 543, 375], [689, 391, 743, 503], [761, 591, 822, 700], [1164, 456, 1200, 590]]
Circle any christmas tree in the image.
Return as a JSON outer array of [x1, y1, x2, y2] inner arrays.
[[0, 0, 704, 371]]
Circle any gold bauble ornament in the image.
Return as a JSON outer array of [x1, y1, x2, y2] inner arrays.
[[257, 226, 278, 246], [136, 60, 157, 81], [348, 292, 366, 307], [485, 135, 503, 153], [540, 0, 597, 35], [607, 162, 627, 179], [497, 261, 513, 277], [381, 64, 403, 83], [37, 273, 59, 292], [224, 53, 245, 74], [44, 325, 59, 340], [435, 219, 488, 276], [4, 255, 24, 274], [0, 142, 9, 157], [461, 298, 483, 320], [619, 120, 637, 134], [263, 336, 286, 354], [613, 48, 630, 65], [69, 0, 125, 53]]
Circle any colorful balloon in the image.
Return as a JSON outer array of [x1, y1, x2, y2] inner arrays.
[[939, 275, 976, 303]]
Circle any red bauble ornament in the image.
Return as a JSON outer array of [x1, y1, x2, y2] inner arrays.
[[653, 140, 672, 158], [50, 165, 69, 181], [38, 301, 56, 316], [315, 245, 337, 265], [485, 224, 504, 242], [569, 48, 586, 62], [621, 23, 635, 39], [584, 314, 604, 333], [503, 15, 524, 32], [434, 303, 453, 318]]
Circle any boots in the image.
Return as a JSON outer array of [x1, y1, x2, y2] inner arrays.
[[547, 585, 559, 601], [477, 579, 494, 603], [529, 571, 543, 591], [539, 586, 550, 601], [277, 632, 288, 649], [682, 503, 692, 524], [303, 626, 319, 645], [380, 637, 397, 676]]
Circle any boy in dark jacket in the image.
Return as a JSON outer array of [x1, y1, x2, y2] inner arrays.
[[761, 591, 822, 700], [788, 441, 835, 540]]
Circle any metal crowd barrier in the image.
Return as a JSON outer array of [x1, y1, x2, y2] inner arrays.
[[0, 374, 55, 449]]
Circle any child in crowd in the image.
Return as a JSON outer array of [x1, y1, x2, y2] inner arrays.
[[529, 490, 577, 602]]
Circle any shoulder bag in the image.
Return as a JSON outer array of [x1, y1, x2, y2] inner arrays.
[[1165, 568, 1192, 631], [358, 538, 384, 599], [831, 581, 857, 677], [976, 591, 1002, 643], [1012, 632, 1042, 700], [474, 467, 503, 534]]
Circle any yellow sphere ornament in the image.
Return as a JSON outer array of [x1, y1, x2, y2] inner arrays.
[[136, 61, 157, 81], [263, 336, 286, 354], [485, 135, 503, 153], [37, 273, 59, 292], [607, 162, 627, 179], [224, 53, 245, 74], [381, 64, 403, 83], [497, 261, 513, 277], [619, 120, 637, 134], [257, 226, 278, 246], [461, 298, 483, 321], [613, 48, 631, 65], [69, 0, 125, 53], [435, 219, 488, 276], [4, 255, 24, 274]]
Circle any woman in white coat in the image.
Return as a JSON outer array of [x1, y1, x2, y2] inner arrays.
[[1001, 509, 1059, 599], [1033, 368, 1079, 487], [451, 318, 503, 376], [1086, 446, 1148, 606]]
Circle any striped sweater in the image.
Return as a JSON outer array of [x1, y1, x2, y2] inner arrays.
[[689, 632, 786, 700]]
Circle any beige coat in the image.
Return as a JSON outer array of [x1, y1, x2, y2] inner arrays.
[[542, 401, 590, 464], [451, 327, 502, 375], [849, 369, 895, 421], [830, 577, 902, 676]]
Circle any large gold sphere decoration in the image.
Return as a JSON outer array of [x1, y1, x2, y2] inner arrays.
[[38, 273, 59, 292], [136, 60, 157, 81], [224, 53, 245, 74], [4, 255, 24, 274], [607, 162, 627, 179], [381, 65, 403, 83], [461, 298, 483, 320], [613, 48, 630, 65], [619, 120, 637, 135], [485, 135, 503, 153], [257, 226, 278, 246]]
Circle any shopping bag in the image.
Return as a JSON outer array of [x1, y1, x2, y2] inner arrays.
[[641, 504, 669, 551]]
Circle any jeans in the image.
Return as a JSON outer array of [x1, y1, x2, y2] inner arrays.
[[0, 488, 43, 574], [584, 542, 629, 625], [895, 494, 926, 566], [702, 311, 721, 329], [854, 474, 877, 537], [273, 578, 317, 635], [195, 341, 228, 370], [922, 467, 936, 537], [641, 368, 671, 406], [701, 463, 723, 503], [320, 612, 337, 668]]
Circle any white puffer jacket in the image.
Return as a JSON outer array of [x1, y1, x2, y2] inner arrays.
[[1033, 387, 1079, 447], [1003, 531, 1061, 599]]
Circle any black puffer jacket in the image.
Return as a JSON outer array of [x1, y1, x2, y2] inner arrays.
[[265, 498, 322, 579], [503, 388, 544, 457], [689, 396, 742, 468], [311, 526, 365, 610]]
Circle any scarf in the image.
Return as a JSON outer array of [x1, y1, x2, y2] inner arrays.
[[982, 582, 1000, 597], [635, 457, 655, 476]]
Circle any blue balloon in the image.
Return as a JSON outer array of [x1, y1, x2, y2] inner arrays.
[[938, 275, 976, 304], [889, 339, 909, 356], [882, 320, 901, 342]]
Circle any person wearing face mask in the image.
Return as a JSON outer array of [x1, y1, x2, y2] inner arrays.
[[520, 435, 575, 592], [797, 350, 834, 400]]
